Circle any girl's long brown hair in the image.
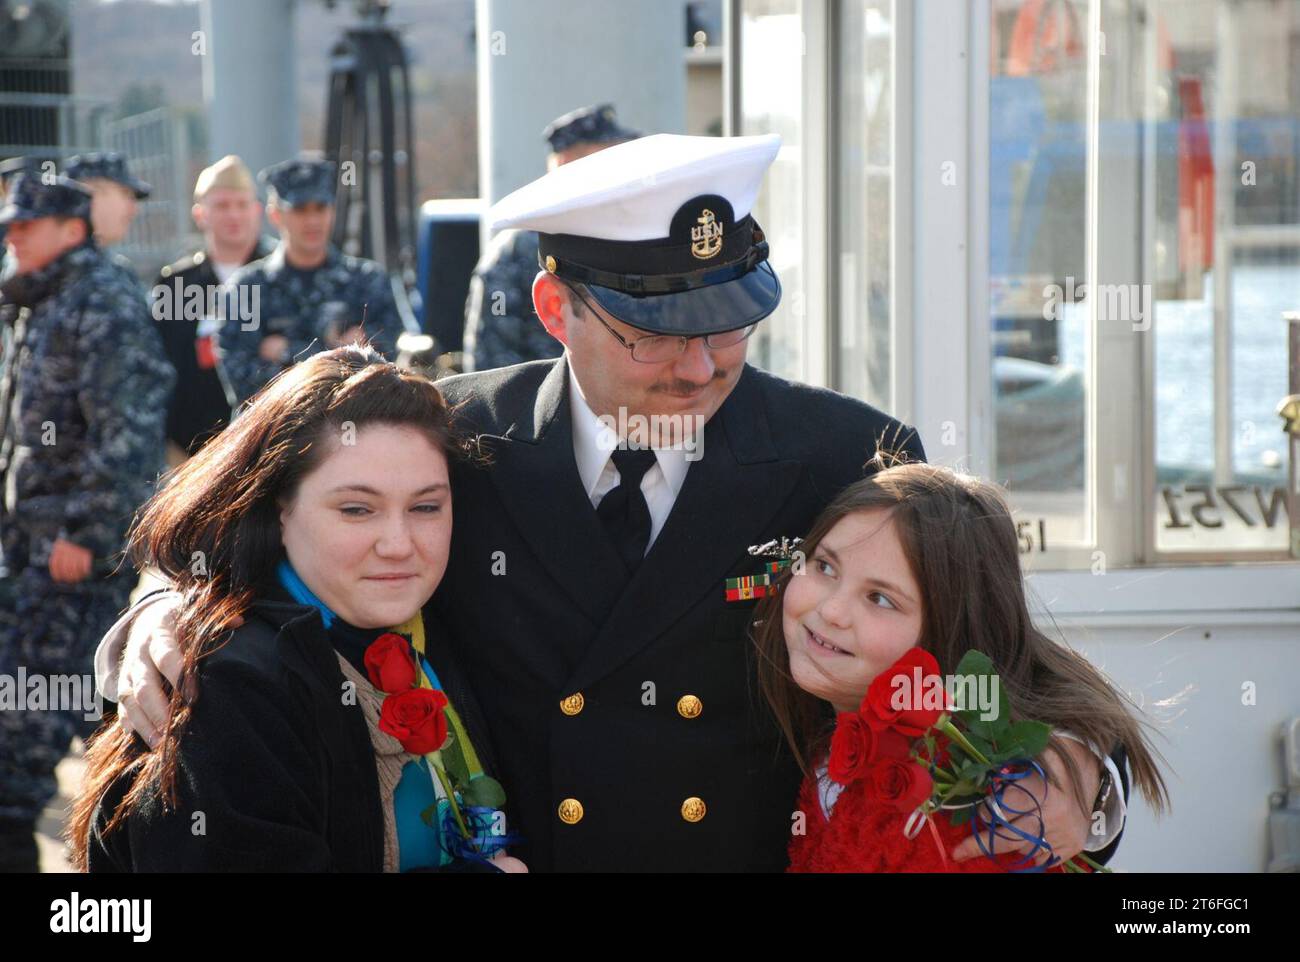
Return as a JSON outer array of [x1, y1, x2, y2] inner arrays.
[[754, 455, 1170, 816], [68, 345, 467, 868]]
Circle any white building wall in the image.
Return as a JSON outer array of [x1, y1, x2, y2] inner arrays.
[[1031, 565, 1300, 872]]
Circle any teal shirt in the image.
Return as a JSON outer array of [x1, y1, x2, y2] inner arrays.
[[277, 560, 449, 870]]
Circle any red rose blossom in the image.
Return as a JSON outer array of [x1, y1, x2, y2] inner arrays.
[[378, 687, 449, 755], [364, 633, 418, 693], [829, 713, 915, 784], [874, 728, 914, 762], [828, 713, 870, 783], [863, 647, 945, 736], [867, 756, 934, 813]]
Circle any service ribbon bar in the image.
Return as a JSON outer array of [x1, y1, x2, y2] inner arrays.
[[725, 573, 774, 602]]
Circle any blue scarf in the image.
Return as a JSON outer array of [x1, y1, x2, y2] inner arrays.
[[277, 559, 337, 627]]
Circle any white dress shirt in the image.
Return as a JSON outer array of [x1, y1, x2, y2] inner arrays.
[[212, 261, 241, 285], [568, 368, 692, 553]]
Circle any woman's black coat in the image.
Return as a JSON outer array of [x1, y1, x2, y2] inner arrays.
[[87, 596, 499, 872]]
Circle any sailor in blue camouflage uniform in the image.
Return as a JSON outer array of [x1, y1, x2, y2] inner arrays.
[[65, 151, 151, 294], [462, 104, 640, 372], [0, 173, 173, 871], [0, 157, 47, 280], [217, 155, 406, 404]]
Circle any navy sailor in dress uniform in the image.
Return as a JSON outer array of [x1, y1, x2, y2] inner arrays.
[[153, 155, 275, 458], [216, 155, 406, 404], [97, 135, 1129, 871], [427, 133, 1130, 870]]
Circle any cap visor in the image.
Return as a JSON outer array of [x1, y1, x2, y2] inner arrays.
[[0, 206, 37, 226], [584, 261, 781, 336], [285, 192, 335, 208], [130, 179, 152, 199], [594, 125, 641, 144]]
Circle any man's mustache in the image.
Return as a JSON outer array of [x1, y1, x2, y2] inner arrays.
[[652, 368, 729, 395]]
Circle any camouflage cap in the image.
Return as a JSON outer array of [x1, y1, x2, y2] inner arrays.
[[543, 103, 641, 154], [259, 155, 337, 208], [0, 172, 93, 225], [1, 156, 39, 205], [66, 151, 152, 199], [1, 155, 46, 188]]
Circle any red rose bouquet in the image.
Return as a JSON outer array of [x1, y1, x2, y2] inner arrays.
[[825, 646, 1107, 873]]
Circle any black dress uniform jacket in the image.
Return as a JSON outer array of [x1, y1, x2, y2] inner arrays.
[[87, 589, 499, 872], [153, 237, 275, 454], [433, 357, 1130, 872], [431, 357, 930, 872]]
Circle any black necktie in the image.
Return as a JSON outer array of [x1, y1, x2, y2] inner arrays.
[[596, 448, 657, 575]]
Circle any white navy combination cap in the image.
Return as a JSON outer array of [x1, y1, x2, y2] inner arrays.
[[488, 133, 783, 337]]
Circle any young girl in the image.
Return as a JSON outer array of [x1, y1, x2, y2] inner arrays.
[[754, 459, 1169, 873]]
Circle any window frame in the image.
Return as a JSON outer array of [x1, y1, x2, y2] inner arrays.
[[730, 0, 1300, 572]]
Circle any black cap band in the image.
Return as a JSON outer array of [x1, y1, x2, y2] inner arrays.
[[539, 235, 769, 295], [537, 205, 770, 297]]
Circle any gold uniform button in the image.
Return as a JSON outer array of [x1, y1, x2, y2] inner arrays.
[[676, 694, 702, 719], [558, 798, 584, 824], [545, 254, 557, 273], [560, 693, 585, 715], [681, 797, 706, 822]]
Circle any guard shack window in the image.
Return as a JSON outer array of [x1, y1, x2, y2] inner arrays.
[[734, 0, 1300, 571], [989, 0, 1300, 568]]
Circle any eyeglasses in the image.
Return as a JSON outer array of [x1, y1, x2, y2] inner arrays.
[[565, 281, 759, 364]]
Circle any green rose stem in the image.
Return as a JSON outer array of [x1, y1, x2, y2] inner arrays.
[[921, 758, 959, 782], [936, 782, 979, 806], [427, 751, 471, 839], [1070, 852, 1111, 873], [936, 717, 990, 766], [914, 738, 958, 782]]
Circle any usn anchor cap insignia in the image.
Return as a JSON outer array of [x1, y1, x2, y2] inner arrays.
[[691, 207, 723, 260]]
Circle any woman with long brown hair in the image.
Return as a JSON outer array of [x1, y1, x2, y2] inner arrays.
[[754, 457, 1169, 872], [68, 345, 525, 872]]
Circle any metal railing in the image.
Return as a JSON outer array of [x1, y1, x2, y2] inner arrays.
[[101, 105, 197, 273], [0, 92, 199, 277], [0, 91, 113, 158]]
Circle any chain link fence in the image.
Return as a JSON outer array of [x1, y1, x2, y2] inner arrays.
[[1, 90, 199, 277]]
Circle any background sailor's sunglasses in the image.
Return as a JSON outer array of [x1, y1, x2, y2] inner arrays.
[[564, 280, 758, 364]]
